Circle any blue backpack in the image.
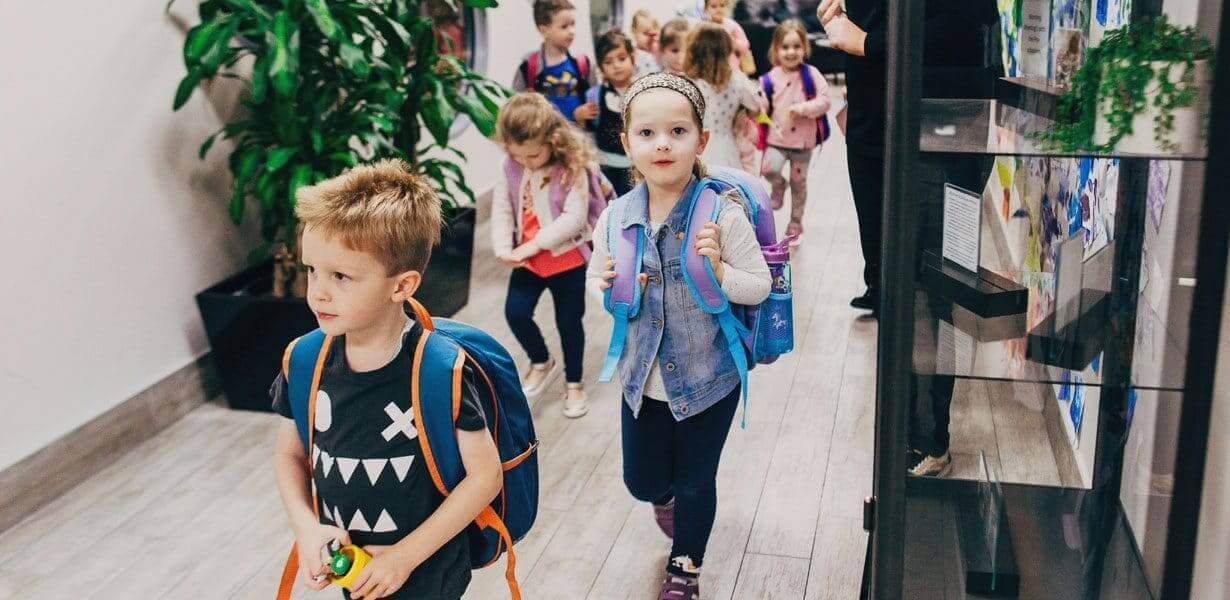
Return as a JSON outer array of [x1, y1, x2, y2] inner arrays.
[[276, 299, 537, 600], [597, 167, 796, 427]]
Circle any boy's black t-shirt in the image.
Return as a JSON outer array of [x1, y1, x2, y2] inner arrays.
[[271, 320, 487, 600]]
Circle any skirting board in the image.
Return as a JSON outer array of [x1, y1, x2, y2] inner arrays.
[[0, 355, 220, 536]]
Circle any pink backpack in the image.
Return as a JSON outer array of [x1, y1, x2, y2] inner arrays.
[[502, 159, 617, 259]]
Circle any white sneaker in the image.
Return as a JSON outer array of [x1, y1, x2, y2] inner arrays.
[[563, 384, 589, 418], [521, 357, 557, 397], [909, 452, 952, 477]]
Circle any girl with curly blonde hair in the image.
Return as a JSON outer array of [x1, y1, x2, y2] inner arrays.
[[491, 92, 597, 417]]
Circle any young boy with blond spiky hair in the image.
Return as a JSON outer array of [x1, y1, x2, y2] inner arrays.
[[271, 159, 502, 600]]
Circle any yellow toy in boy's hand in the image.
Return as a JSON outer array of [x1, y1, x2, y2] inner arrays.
[[325, 539, 372, 590], [756, 111, 774, 127]]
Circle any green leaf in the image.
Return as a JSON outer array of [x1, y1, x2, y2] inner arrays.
[[184, 21, 220, 65], [250, 52, 270, 103], [287, 165, 314, 209], [451, 91, 496, 137], [461, 0, 498, 8], [229, 182, 248, 224], [304, 0, 340, 40], [266, 147, 298, 172], [268, 11, 297, 97], [199, 130, 222, 159], [310, 130, 323, 154], [200, 20, 241, 74], [339, 41, 370, 79], [419, 78, 455, 144], [172, 68, 202, 110]]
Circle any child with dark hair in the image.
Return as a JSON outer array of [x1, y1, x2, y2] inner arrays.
[[579, 29, 638, 196]]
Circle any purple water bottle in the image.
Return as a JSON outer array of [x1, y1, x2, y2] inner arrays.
[[755, 239, 795, 359]]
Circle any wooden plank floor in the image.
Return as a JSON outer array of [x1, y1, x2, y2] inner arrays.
[[0, 131, 875, 599]]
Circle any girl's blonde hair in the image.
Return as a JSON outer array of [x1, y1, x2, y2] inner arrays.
[[494, 92, 594, 182], [630, 9, 658, 34], [685, 22, 733, 89], [659, 18, 691, 50], [769, 19, 811, 66]]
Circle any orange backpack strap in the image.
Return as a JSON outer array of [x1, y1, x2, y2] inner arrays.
[[476, 506, 522, 600], [275, 334, 333, 600]]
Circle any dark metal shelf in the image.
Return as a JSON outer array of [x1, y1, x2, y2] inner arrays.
[[919, 99, 1209, 161]]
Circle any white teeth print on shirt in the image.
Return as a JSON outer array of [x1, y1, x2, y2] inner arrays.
[[336, 458, 359, 484], [361, 458, 388, 485], [373, 510, 398, 533], [390, 456, 415, 482], [312, 445, 321, 465], [315, 390, 333, 432], [349, 509, 373, 532], [314, 453, 415, 484], [333, 505, 345, 528], [320, 501, 332, 523], [381, 402, 418, 442]]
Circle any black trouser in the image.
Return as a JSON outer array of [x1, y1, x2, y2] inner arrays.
[[504, 265, 586, 383], [847, 149, 884, 293], [621, 387, 740, 576], [600, 164, 634, 197]]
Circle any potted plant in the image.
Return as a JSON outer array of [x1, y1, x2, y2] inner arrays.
[[1039, 15, 1215, 154], [172, 0, 508, 410]]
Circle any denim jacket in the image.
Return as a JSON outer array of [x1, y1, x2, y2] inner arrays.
[[611, 181, 741, 421]]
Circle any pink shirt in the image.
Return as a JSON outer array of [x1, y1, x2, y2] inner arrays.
[[761, 65, 831, 150], [719, 18, 750, 71]]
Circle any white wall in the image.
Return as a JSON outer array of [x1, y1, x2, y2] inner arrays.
[[0, 3, 262, 471], [0, 1, 596, 472]]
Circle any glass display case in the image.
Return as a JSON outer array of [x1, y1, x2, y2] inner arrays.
[[863, 1, 1229, 598]]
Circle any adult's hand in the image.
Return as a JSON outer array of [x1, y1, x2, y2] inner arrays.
[[823, 15, 867, 57], [817, 0, 843, 26]]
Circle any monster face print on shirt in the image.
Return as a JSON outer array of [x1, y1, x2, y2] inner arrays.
[[271, 319, 486, 599]]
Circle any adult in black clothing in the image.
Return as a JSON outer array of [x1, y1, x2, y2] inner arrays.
[[817, 0, 993, 315]]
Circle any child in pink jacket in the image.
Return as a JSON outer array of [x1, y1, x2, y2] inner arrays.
[[759, 20, 830, 244]]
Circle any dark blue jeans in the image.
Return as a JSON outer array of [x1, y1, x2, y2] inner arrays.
[[504, 265, 586, 383], [621, 386, 740, 575]]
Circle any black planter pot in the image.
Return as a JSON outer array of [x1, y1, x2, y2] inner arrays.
[[196, 206, 476, 412], [417, 206, 476, 318]]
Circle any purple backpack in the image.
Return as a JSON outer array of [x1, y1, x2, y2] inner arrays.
[[598, 166, 796, 426], [503, 159, 616, 260]]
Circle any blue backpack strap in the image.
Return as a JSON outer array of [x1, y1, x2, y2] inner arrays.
[[599, 187, 648, 382], [413, 329, 467, 494], [680, 181, 752, 428], [285, 329, 329, 451]]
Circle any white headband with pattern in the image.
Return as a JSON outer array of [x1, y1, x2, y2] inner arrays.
[[622, 72, 707, 124]]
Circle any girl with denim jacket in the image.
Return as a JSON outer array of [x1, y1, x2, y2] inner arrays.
[[587, 73, 770, 600]]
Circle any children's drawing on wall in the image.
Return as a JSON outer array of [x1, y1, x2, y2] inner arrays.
[[1049, 0, 1086, 85], [1091, 0, 1131, 45], [998, 0, 1022, 76]]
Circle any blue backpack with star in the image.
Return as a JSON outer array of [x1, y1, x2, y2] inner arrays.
[[276, 299, 537, 600]]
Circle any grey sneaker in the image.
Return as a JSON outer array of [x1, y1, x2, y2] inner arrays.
[[653, 498, 675, 539], [909, 451, 952, 477], [659, 575, 699, 600]]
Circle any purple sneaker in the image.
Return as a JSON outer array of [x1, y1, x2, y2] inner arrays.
[[653, 499, 675, 539], [659, 575, 699, 600]]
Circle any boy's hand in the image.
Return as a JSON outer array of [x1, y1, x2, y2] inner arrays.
[[349, 545, 418, 599], [695, 223, 726, 283], [294, 524, 350, 590], [597, 259, 648, 292], [574, 101, 600, 123], [497, 252, 526, 268]]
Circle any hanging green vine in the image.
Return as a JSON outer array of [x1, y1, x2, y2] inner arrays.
[[1036, 15, 1214, 153]]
